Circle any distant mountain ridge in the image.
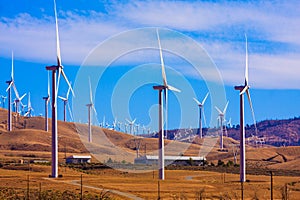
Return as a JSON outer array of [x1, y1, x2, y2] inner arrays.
[[227, 117, 300, 146]]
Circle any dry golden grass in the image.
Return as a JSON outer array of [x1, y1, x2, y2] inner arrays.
[[0, 165, 300, 199]]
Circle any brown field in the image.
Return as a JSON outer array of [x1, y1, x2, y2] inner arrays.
[[0, 164, 300, 199], [1, 108, 300, 199]]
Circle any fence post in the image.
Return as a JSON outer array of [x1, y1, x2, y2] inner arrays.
[[80, 174, 83, 200], [27, 175, 30, 200], [157, 180, 160, 200], [270, 171, 273, 200]]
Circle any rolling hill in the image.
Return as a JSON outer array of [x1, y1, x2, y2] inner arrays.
[[1, 107, 300, 172]]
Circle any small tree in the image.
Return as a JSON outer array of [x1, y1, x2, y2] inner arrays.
[[217, 160, 225, 167], [188, 157, 194, 166]]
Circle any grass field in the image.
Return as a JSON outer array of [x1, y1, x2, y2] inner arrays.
[[0, 164, 300, 199]]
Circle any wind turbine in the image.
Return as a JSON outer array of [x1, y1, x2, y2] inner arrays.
[[0, 95, 7, 108], [234, 34, 257, 183], [215, 101, 229, 150], [7, 52, 26, 117], [153, 29, 180, 180], [126, 118, 136, 134], [43, 72, 50, 131], [58, 84, 72, 122], [86, 77, 97, 143], [46, 0, 74, 178], [24, 92, 34, 117], [5, 52, 14, 131], [193, 92, 209, 138]]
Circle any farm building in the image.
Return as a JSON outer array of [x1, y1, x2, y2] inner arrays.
[[66, 155, 91, 164], [134, 155, 206, 166]]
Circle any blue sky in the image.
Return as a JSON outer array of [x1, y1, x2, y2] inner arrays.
[[1, 0, 300, 132]]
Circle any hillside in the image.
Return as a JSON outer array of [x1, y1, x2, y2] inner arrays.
[[1, 108, 300, 172], [227, 117, 300, 146]]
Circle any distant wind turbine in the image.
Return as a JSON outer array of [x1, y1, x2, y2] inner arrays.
[[86, 77, 97, 143], [153, 29, 181, 180], [234, 34, 257, 183], [24, 92, 34, 117], [126, 118, 136, 135], [0, 95, 7, 108], [193, 92, 209, 138], [215, 101, 229, 150], [43, 72, 50, 131], [46, 0, 74, 178], [58, 83, 73, 122]]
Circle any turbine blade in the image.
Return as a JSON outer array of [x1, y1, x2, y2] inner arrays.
[[67, 103, 73, 122], [6, 82, 13, 92], [246, 90, 258, 135], [66, 82, 72, 99], [54, 0, 61, 68], [27, 92, 31, 108], [58, 96, 66, 101], [92, 105, 97, 116], [215, 106, 222, 114], [125, 119, 131, 124], [167, 85, 181, 93], [193, 97, 201, 105], [202, 107, 207, 127], [132, 118, 136, 124], [223, 101, 229, 114], [156, 29, 167, 87], [245, 33, 249, 86], [20, 93, 26, 101], [61, 69, 75, 97], [47, 71, 50, 97], [11, 51, 14, 80], [202, 92, 209, 105], [89, 77, 93, 104], [56, 67, 61, 95], [12, 84, 20, 99]]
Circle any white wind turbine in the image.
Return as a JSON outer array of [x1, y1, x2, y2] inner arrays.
[[58, 84, 73, 122], [126, 118, 136, 134], [6, 52, 26, 129], [9, 53, 26, 116], [0, 95, 6, 108], [86, 77, 97, 143], [42, 72, 50, 132], [24, 92, 34, 117], [215, 101, 229, 150], [153, 29, 181, 180], [46, 0, 74, 178], [234, 34, 257, 183], [193, 92, 209, 138]]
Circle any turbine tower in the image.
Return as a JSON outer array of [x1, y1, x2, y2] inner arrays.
[[46, 0, 74, 178], [86, 77, 97, 143], [43, 72, 50, 131], [58, 84, 72, 122], [153, 29, 180, 180], [234, 34, 257, 182], [5, 52, 14, 131], [215, 101, 229, 150], [193, 92, 209, 138]]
